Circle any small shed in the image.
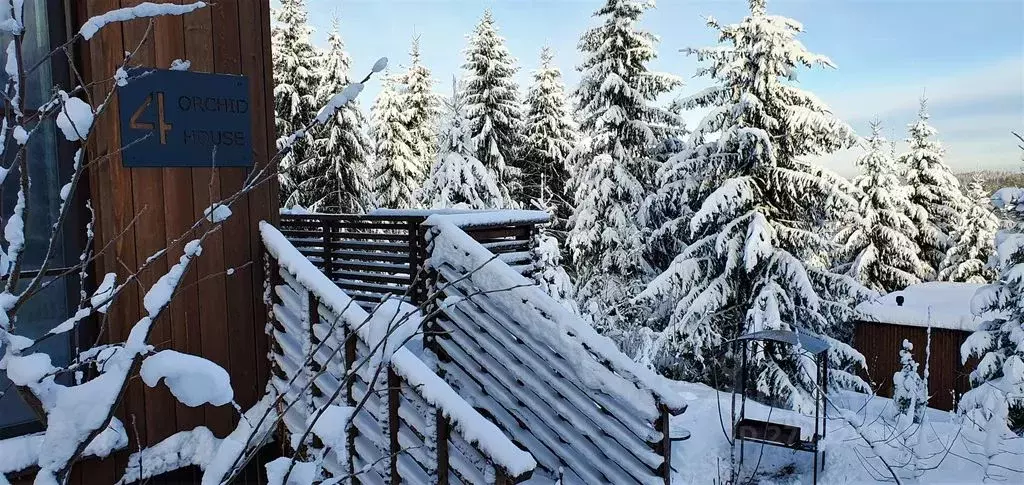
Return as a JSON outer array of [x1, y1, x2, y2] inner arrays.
[[854, 282, 994, 411]]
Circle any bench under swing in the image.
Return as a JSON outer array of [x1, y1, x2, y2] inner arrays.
[[729, 329, 830, 484]]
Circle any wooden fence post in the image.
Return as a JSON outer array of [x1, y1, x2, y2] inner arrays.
[[321, 219, 334, 278], [435, 410, 450, 485], [655, 404, 672, 484], [388, 367, 402, 484]]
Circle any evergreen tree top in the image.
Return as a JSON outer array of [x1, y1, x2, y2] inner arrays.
[[905, 97, 943, 158], [318, 19, 353, 94], [575, 0, 681, 140], [683, 0, 855, 161]]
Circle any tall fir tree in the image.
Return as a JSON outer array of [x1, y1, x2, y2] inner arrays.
[[462, 10, 524, 206], [961, 186, 1024, 433], [834, 121, 933, 293], [522, 47, 578, 224], [568, 0, 681, 335], [899, 98, 968, 274], [272, 0, 320, 207], [402, 37, 440, 180], [636, 0, 870, 410], [420, 79, 504, 210], [299, 19, 376, 213], [939, 175, 999, 283], [371, 74, 420, 209]]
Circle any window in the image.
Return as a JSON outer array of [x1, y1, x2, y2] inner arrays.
[[0, 0, 87, 438]]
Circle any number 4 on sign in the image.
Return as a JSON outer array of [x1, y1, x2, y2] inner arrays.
[[130, 92, 173, 144]]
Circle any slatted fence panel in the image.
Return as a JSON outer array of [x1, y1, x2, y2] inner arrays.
[[279, 214, 541, 312], [280, 214, 424, 308], [264, 234, 535, 485], [423, 221, 683, 485]]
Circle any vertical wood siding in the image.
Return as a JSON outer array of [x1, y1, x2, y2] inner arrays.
[[854, 321, 976, 412], [69, 0, 277, 482]]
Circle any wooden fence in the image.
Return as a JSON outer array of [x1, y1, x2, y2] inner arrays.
[[269, 210, 688, 484], [263, 221, 536, 484], [423, 217, 687, 485], [278, 213, 538, 309]]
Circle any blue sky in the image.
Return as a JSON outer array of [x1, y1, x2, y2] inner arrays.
[[290, 0, 1023, 176]]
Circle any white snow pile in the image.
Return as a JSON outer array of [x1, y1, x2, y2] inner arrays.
[[116, 427, 218, 485], [140, 349, 233, 407], [308, 404, 353, 455], [169, 58, 191, 71], [669, 380, 1024, 484], [364, 298, 420, 368], [91, 272, 117, 313], [55, 91, 93, 141], [204, 203, 232, 223], [369, 208, 551, 228], [855, 282, 1002, 331], [78, 2, 208, 40], [0, 419, 128, 475]]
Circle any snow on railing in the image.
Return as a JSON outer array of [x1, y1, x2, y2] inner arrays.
[[261, 222, 537, 484], [423, 218, 685, 484]]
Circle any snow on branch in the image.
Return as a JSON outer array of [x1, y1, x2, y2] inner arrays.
[[78, 2, 208, 40]]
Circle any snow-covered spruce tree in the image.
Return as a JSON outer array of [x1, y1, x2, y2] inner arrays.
[[899, 98, 968, 274], [522, 47, 578, 223], [834, 121, 933, 294], [300, 19, 376, 213], [961, 187, 1024, 433], [939, 174, 999, 283], [371, 73, 420, 209], [893, 339, 928, 423], [419, 79, 504, 209], [402, 37, 440, 181], [635, 0, 870, 409], [568, 0, 682, 336], [531, 193, 582, 315], [272, 0, 321, 207], [462, 10, 524, 206]]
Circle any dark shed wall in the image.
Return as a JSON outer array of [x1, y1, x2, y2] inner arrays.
[[71, 0, 276, 482], [854, 321, 975, 412]]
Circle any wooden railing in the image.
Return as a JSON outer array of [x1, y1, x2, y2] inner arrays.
[[262, 222, 537, 484], [279, 212, 539, 309], [270, 210, 687, 484], [423, 216, 688, 485]]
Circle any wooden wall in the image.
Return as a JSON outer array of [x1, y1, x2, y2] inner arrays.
[[854, 321, 976, 412], [72, 0, 277, 482]]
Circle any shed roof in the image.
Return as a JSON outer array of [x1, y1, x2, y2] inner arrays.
[[855, 282, 997, 332]]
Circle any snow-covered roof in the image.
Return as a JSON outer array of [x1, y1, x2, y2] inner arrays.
[[855, 282, 997, 331]]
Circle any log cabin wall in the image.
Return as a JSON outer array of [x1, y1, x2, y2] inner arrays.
[[63, 1, 277, 483], [854, 321, 976, 412]]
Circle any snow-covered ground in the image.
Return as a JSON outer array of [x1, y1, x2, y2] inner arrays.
[[669, 381, 1024, 484]]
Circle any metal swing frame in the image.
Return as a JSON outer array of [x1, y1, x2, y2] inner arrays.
[[729, 329, 830, 484]]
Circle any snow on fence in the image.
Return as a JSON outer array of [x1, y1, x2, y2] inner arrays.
[[262, 222, 537, 484], [423, 216, 688, 485], [278, 213, 539, 309]]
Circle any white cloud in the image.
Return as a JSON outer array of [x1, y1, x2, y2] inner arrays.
[[819, 56, 1023, 123]]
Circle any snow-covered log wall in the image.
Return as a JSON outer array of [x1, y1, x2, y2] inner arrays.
[[262, 222, 537, 484], [423, 215, 688, 484]]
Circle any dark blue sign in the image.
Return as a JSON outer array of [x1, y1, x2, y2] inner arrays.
[[118, 69, 252, 167]]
